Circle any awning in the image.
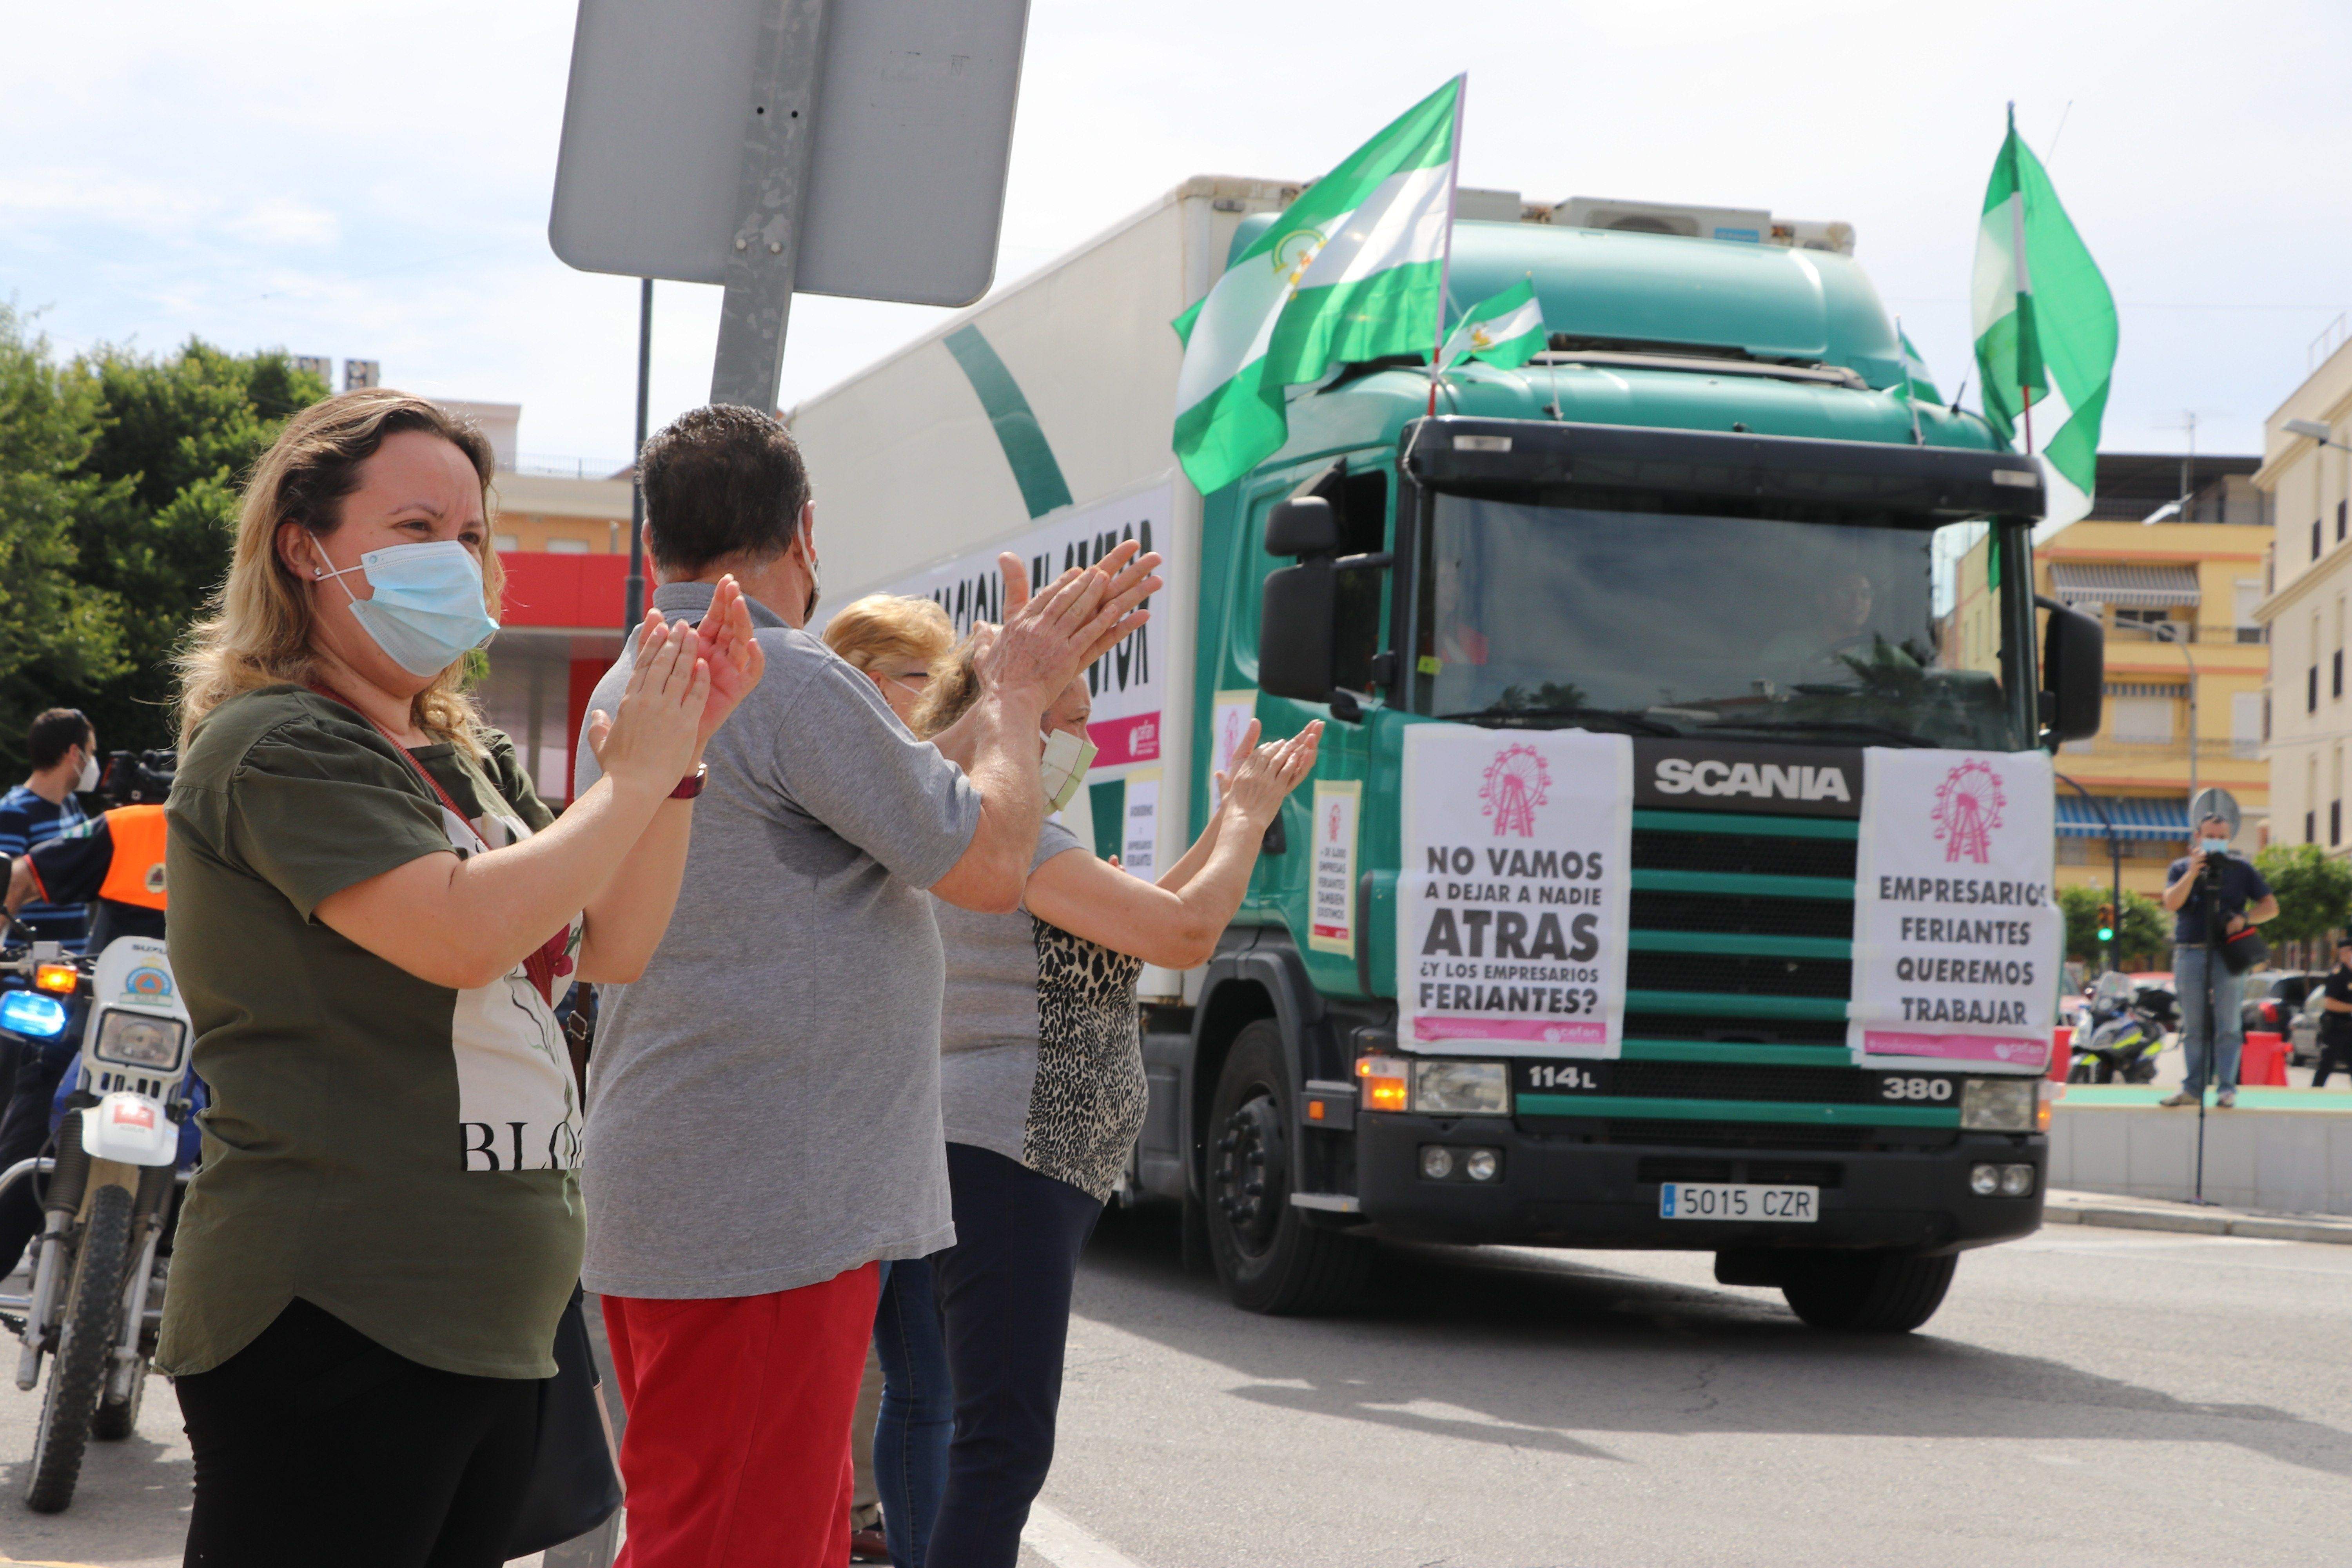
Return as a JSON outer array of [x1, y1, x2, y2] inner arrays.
[[2049, 562, 2201, 609], [2056, 794, 2190, 840]]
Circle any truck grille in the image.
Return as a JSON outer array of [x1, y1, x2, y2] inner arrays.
[[1581, 1120, 1955, 1152], [1637, 1157, 1845, 1188], [1631, 829, 1857, 880], [1627, 951, 1852, 1000], [1630, 890, 1853, 940], [1607, 1061, 1882, 1103], [1622, 1013, 1848, 1047]]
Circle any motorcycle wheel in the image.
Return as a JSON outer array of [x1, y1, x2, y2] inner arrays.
[[25, 1182, 135, 1513], [2066, 1062, 2092, 1083]]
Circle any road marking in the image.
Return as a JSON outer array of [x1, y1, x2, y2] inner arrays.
[[1022, 1502, 1148, 1568]]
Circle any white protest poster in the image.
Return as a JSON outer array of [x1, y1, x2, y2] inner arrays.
[[876, 482, 1172, 774], [1849, 748, 2061, 1071], [1209, 690, 1258, 807], [1308, 780, 1361, 956], [1399, 725, 1633, 1058], [1120, 769, 1160, 880]]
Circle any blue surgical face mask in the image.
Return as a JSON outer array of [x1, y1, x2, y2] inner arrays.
[[2199, 837, 2230, 855], [313, 538, 500, 677]]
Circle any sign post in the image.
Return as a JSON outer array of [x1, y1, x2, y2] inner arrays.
[[710, 0, 831, 410]]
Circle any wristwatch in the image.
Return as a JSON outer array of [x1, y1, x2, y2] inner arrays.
[[670, 763, 708, 800]]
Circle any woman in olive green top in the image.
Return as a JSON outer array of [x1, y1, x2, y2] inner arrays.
[[162, 390, 761, 1566]]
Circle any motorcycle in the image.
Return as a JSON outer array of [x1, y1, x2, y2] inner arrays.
[[2069, 971, 2176, 1084], [0, 922, 196, 1512]]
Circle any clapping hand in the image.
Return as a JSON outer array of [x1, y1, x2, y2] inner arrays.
[[687, 575, 764, 750], [980, 541, 1163, 704], [1216, 720, 1323, 826], [584, 614, 711, 801]]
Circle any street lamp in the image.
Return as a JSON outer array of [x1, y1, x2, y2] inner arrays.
[[2285, 417, 2350, 451], [2147, 619, 2199, 806]]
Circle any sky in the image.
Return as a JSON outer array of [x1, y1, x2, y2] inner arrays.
[[7, 0, 2350, 476]]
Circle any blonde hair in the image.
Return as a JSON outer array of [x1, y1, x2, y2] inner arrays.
[[909, 634, 985, 739], [823, 594, 953, 675], [175, 390, 504, 756]]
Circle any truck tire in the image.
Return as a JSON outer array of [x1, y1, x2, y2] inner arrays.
[[1779, 1248, 1956, 1334], [25, 1182, 135, 1512], [1205, 1020, 1372, 1315]]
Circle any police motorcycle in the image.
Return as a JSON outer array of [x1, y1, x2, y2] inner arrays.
[[2067, 970, 2176, 1084], [0, 918, 196, 1512]]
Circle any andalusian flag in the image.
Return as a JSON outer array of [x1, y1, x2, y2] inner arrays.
[[1971, 105, 2117, 530], [1439, 279, 1546, 371], [1171, 77, 1463, 494], [1891, 324, 1942, 405]]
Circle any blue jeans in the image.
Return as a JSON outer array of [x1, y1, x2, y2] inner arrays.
[[873, 1256, 953, 1568], [2174, 944, 2243, 1094]]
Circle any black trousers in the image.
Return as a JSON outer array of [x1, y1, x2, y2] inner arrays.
[[0, 1029, 76, 1276], [176, 1298, 539, 1568], [2316, 1038, 2352, 1088], [927, 1142, 1104, 1568]]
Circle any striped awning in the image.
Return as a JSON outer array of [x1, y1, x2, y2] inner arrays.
[[2056, 794, 2190, 840], [2049, 562, 2201, 609]]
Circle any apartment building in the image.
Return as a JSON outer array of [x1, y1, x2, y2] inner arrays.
[[1949, 453, 2270, 895], [2253, 334, 2352, 855]]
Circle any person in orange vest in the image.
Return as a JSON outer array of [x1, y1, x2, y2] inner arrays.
[[5, 800, 168, 952]]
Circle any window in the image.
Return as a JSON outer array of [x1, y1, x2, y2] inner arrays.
[[2339, 499, 2346, 542], [2312, 664, 2322, 713], [2233, 692, 2264, 758], [2108, 696, 2174, 742], [492, 533, 520, 554], [2336, 648, 2343, 699], [2114, 606, 2174, 634], [2317, 519, 2325, 560], [2336, 801, 2343, 846], [544, 538, 592, 555]]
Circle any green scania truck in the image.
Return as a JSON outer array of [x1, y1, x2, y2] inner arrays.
[[795, 178, 2103, 1333]]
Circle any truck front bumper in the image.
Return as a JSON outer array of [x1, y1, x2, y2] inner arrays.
[[1350, 1113, 2045, 1254]]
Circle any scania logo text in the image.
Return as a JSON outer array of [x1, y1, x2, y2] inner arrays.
[[1651, 757, 1852, 803]]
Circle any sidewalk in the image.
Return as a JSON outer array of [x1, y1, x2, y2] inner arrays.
[[2043, 1186, 2352, 1246]]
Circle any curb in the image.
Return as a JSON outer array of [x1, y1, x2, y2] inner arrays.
[[2042, 1191, 2352, 1247]]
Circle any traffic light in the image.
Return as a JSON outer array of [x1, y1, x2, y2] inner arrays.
[[2096, 902, 2116, 943]]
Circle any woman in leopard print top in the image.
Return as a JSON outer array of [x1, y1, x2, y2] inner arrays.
[[916, 656, 1318, 1568]]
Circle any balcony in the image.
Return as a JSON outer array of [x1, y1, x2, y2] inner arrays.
[[2058, 735, 2263, 761]]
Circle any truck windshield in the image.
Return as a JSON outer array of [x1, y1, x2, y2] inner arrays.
[[1413, 493, 2026, 751]]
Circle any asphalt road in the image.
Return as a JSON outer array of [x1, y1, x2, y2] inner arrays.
[[4, 1214, 2348, 1568]]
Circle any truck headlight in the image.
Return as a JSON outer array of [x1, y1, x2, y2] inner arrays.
[[1960, 1077, 2036, 1131], [1413, 1060, 1510, 1116], [95, 1010, 185, 1069]]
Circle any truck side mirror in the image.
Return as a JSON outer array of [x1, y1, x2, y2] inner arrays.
[[1265, 497, 1340, 556], [2037, 594, 2103, 743], [1260, 559, 1336, 701]]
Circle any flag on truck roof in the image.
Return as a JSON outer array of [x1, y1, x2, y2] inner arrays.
[[1439, 279, 1546, 372], [1891, 323, 1942, 406], [1970, 105, 2116, 531], [1171, 76, 1463, 494]]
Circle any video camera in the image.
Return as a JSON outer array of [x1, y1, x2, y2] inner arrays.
[[98, 749, 177, 809]]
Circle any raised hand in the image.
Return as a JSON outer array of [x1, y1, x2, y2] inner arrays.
[[586, 615, 711, 801], [980, 541, 1164, 706], [688, 575, 765, 749], [1221, 720, 1323, 826]]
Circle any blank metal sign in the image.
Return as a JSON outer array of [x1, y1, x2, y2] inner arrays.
[[549, 0, 1029, 308]]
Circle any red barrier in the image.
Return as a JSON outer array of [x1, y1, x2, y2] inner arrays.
[[2243, 1031, 2289, 1087], [2050, 1027, 2074, 1082]]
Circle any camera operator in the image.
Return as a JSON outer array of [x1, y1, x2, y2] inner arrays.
[[2157, 812, 2278, 1109]]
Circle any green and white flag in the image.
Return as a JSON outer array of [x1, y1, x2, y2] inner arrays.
[[1971, 105, 2117, 531], [1439, 278, 1546, 371], [1891, 323, 1942, 405], [1171, 76, 1462, 494]]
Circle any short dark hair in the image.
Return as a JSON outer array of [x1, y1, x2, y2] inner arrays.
[[640, 405, 811, 575], [28, 708, 92, 771]]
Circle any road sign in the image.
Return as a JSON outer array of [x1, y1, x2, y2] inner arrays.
[[2188, 787, 2241, 840], [550, 0, 1032, 408]]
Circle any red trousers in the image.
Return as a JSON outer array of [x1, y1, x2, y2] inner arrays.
[[603, 1264, 881, 1568]]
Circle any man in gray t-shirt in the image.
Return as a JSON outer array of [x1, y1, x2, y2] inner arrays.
[[570, 405, 1157, 1565]]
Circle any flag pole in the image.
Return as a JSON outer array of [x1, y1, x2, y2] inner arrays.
[[1427, 73, 1468, 418], [2006, 101, 2038, 457]]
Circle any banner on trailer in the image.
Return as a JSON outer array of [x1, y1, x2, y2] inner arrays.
[[875, 482, 1172, 772], [1849, 747, 2061, 1070], [1399, 725, 1633, 1058]]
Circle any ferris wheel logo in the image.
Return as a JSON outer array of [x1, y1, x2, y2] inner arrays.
[[1931, 759, 2005, 864], [1480, 745, 1551, 838]]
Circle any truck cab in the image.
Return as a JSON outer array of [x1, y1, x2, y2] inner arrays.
[[1142, 207, 2103, 1332]]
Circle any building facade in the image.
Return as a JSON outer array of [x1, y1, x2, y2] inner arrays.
[[2253, 336, 2352, 858], [1949, 454, 2270, 896]]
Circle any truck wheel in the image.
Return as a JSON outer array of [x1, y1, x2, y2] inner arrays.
[[1205, 1021, 1372, 1315], [26, 1182, 135, 1512], [1779, 1248, 1956, 1334]]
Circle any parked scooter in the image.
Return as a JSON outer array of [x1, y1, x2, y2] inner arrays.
[[2069, 971, 2176, 1084], [0, 922, 196, 1512]]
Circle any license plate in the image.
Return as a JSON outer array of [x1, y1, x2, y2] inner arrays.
[[1658, 1182, 1819, 1222]]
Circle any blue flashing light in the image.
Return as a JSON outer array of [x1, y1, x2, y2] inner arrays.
[[0, 990, 69, 1039]]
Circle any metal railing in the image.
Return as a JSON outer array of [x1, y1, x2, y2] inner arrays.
[[2058, 736, 2262, 760]]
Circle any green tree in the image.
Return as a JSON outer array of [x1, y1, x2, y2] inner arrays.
[[0, 325, 327, 774], [2058, 884, 2168, 967], [0, 307, 130, 764], [2252, 842, 2352, 946]]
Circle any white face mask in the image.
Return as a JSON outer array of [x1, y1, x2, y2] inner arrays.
[[75, 751, 98, 793], [1038, 728, 1098, 813]]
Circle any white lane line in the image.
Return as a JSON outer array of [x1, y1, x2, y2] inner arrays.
[[1022, 1502, 1149, 1568]]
